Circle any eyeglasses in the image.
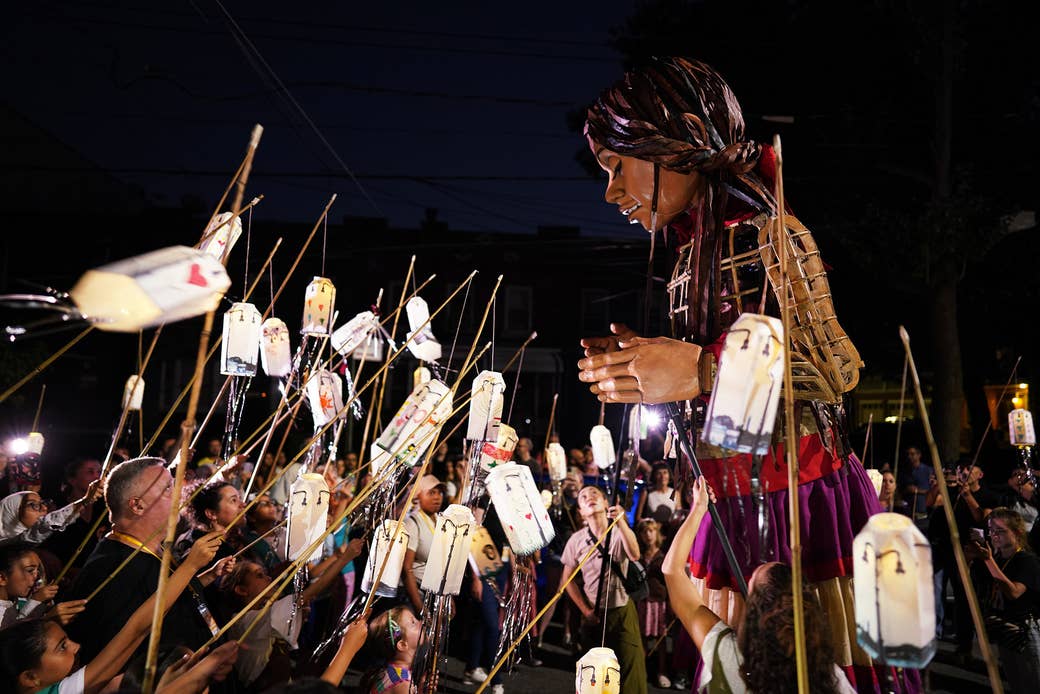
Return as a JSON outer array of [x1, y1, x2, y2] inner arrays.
[[23, 501, 43, 511]]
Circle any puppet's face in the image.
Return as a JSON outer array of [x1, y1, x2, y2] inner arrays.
[[589, 140, 704, 233]]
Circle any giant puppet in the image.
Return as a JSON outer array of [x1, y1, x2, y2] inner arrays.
[[577, 57, 900, 691]]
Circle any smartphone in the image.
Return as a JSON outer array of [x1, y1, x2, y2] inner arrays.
[[969, 527, 986, 544]]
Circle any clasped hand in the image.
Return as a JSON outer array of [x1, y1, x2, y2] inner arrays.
[[578, 323, 702, 404]]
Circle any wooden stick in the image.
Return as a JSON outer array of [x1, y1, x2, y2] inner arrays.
[[898, 326, 1003, 693], [0, 326, 94, 405], [544, 393, 559, 453]]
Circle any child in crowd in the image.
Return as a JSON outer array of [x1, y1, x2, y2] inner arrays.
[[360, 605, 422, 693], [0, 544, 83, 628], [636, 518, 672, 689]]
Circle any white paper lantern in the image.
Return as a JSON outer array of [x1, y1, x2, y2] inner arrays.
[[362, 519, 410, 597], [853, 512, 936, 668], [479, 423, 518, 472], [353, 332, 384, 362], [545, 442, 567, 482], [413, 366, 431, 388], [485, 462, 555, 556], [375, 379, 453, 467], [1009, 408, 1036, 447], [590, 425, 616, 469], [575, 647, 621, 694], [199, 211, 243, 259], [467, 371, 505, 442], [702, 312, 784, 455], [26, 432, 45, 456], [260, 318, 292, 377], [122, 375, 145, 411], [306, 370, 344, 428], [331, 310, 380, 358], [220, 302, 262, 376], [69, 246, 231, 333], [421, 504, 475, 595], [468, 525, 505, 579], [405, 296, 442, 363], [301, 276, 336, 336], [285, 472, 330, 563], [541, 489, 554, 509], [865, 469, 884, 498]]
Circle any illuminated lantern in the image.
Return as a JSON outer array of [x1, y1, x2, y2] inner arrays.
[[301, 276, 336, 336], [220, 302, 261, 376], [198, 211, 243, 259], [589, 425, 616, 469], [853, 512, 936, 668], [421, 504, 475, 595], [702, 313, 784, 455], [26, 432, 45, 456], [362, 519, 410, 597], [467, 371, 505, 442], [576, 647, 621, 694], [485, 462, 555, 556], [285, 472, 330, 563], [122, 375, 145, 411], [375, 380, 453, 467], [865, 469, 884, 498], [331, 310, 380, 359], [413, 366, 431, 388], [1009, 408, 1036, 446], [545, 442, 567, 482], [479, 423, 518, 472], [260, 318, 292, 377], [405, 296, 442, 363], [306, 370, 344, 428], [541, 489, 554, 508], [69, 246, 230, 333], [353, 332, 384, 362], [469, 525, 505, 579]]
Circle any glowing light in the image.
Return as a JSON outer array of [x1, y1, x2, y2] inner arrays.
[[641, 405, 662, 430], [884, 416, 899, 424], [1019, 383, 1029, 389], [8, 438, 28, 456], [1012, 396, 1023, 407]]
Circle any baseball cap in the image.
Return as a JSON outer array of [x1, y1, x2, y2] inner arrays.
[[416, 474, 447, 495]]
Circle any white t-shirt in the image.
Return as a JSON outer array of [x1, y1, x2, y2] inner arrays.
[[38, 666, 85, 694], [698, 621, 856, 694], [0, 598, 42, 627], [404, 509, 436, 584]]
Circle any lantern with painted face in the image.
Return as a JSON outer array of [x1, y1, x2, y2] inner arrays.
[[260, 318, 292, 377], [306, 370, 344, 428], [589, 425, 616, 469], [375, 379, 453, 468], [123, 375, 145, 411], [479, 423, 518, 472], [467, 371, 505, 443], [361, 519, 410, 597], [198, 211, 243, 259], [853, 512, 936, 668], [286, 472, 331, 563], [69, 246, 231, 333], [301, 276, 336, 336], [221, 302, 262, 376], [421, 504, 475, 596], [485, 462, 555, 556], [575, 647, 621, 694], [331, 310, 380, 359], [545, 442, 567, 482], [405, 296, 442, 363], [702, 313, 785, 455]]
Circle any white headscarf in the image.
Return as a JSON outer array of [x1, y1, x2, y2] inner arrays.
[[0, 492, 33, 541], [0, 491, 78, 545]]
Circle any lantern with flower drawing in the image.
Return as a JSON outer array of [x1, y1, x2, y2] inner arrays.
[[306, 370, 344, 428], [301, 276, 336, 336]]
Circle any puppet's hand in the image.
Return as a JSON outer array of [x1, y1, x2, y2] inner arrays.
[[579, 323, 639, 358], [578, 337, 702, 404]]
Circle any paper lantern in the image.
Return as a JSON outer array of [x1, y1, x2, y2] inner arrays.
[[853, 512, 936, 668], [413, 366, 431, 388], [575, 647, 621, 694], [122, 375, 145, 411], [589, 425, 616, 469], [198, 211, 243, 259], [467, 371, 505, 442], [69, 246, 231, 333], [479, 423, 518, 472], [361, 519, 410, 597], [306, 370, 344, 428], [702, 313, 784, 455], [421, 504, 475, 595], [331, 310, 380, 359], [26, 432, 45, 456], [301, 276, 336, 336], [285, 472, 330, 563], [865, 469, 884, 498], [485, 462, 555, 556], [468, 525, 505, 579], [375, 380, 453, 467], [220, 302, 262, 376], [405, 296, 442, 363], [1009, 408, 1036, 446], [541, 489, 554, 508], [260, 318, 292, 377], [545, 442, 567, 482], [353, 332, 384, 362]]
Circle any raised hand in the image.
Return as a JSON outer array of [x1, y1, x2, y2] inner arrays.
[[580, 322, 639, 358], [578, 336, 702, 404], [184, 530, 224, 571]]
